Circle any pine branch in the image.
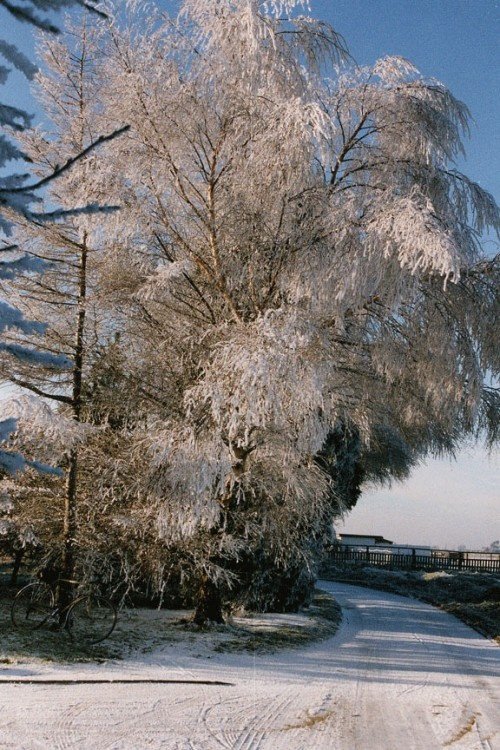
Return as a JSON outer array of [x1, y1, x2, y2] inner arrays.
[[0, 0, 108, 34], [2, 125, 130, 196], [8, 376, 73, 404]]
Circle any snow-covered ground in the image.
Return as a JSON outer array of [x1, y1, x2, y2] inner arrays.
[[1, 581, 498, 749]]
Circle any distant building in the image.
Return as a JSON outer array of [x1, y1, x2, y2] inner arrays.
[[337, 533, 393, 547]]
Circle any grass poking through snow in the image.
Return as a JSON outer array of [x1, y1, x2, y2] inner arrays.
[[0, 582, 341, 665]]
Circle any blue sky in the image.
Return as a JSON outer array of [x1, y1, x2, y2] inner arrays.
[[2, 0, 499, 549]]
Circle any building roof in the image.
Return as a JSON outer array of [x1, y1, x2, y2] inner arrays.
[[339, 533, 393, 545]]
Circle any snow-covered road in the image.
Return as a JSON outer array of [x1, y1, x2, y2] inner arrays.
[[1, 581, 498, 749]]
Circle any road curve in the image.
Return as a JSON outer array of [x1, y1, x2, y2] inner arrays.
[[0, 581, 498, 749], [311, 582, 500, 750]]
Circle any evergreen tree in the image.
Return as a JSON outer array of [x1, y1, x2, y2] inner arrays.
[[0, 21, 123, 604], [0, 0, 126, 474]]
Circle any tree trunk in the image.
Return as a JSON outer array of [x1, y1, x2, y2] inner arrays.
[[59, 232, 87, 615], [59, 448, 78, 614], [192, 574, 224, 626]]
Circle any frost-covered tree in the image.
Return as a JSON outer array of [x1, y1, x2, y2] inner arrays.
[[85, 0, 499, 621], [0, 0, 114, 232], [10, 1, 496, 617], [0, 21, 130, 603], [0, 0, 128, 475]]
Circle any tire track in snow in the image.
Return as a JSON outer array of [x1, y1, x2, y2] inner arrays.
[[232, 691, 293, 750], [199, 687, 352, 750], [52, 699, 92, 750], [102, 689, 222, 749], [2, 583, 499, 750], [49, 686, 216, 749], [200, 689, 296, 750]]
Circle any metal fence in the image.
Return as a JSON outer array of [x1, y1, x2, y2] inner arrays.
[[326, 546, 500, 573]]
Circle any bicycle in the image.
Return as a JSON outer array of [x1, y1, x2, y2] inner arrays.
[[11, 579, 117, 645]]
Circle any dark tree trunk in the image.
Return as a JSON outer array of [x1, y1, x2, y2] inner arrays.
[[59, 231, 87, 616], [192, 574, 224, 626], [59, 448, 79, 614]]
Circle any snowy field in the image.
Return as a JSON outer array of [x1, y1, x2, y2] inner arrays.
[[0, 581, 499, 750]]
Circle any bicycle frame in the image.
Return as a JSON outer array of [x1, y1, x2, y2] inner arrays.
[[12, 580, 118, 644]]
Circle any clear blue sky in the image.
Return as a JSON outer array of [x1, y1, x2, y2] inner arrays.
[[2, 0, 499, 549]]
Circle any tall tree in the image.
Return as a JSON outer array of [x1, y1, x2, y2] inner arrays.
[[6, 1, 497, 620], [87, 0, 498, 622], [0, 21, 121, 605]]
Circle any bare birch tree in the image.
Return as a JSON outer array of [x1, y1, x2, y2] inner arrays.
[[75, 0, 499, 622]]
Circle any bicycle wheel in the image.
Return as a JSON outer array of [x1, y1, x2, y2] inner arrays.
[[11, 582, 55, 631], [66, 595, 117, 645]]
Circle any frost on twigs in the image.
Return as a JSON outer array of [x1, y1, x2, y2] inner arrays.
[[0, 0, 129, 478], [365, 190, 462, 283], [0, 0, 116, 235], [0, 395, 94, 458]]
